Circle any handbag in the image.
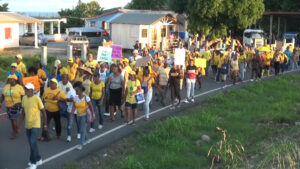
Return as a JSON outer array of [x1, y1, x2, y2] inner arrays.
[[135, 90, 145, 104], [9, 86, 22, 115], [142, 76, 151, 94], [85, 96, 93, 123], [56, 91, 68, 118]]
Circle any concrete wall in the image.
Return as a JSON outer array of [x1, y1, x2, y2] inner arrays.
[[111, 23, 139, 49], [0, 23, 19, 48]]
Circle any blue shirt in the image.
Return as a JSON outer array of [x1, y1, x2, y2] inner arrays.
[[6, 71, 22, 79], [284, 50, 292, 60], [48, 74, 61, 82]]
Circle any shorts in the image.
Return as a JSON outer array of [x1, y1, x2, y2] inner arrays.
[[221, 74, 227, 81], [125, 102, 138, 109], [6, 107, 20, 120], [109, 88, 122, 106]]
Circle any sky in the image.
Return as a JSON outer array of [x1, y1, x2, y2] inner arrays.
[[1, 0, 131, 12]]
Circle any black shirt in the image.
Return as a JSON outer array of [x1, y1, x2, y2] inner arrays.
[[169, 68, 181, 86]]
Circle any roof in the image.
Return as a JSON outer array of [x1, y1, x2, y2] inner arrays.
[[82, 9, 126, 20], [264, 12, 300, 17], [110, 10, 176, 25], [20, 12, 61, 19], [66, 27, 105, 32], [0, 12, 43, 23]]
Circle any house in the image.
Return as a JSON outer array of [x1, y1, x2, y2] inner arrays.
[[110, 10, 187, 50], [83, 9, 188, 50], [0, 12, 43, 49], [82, 9, 126, 35]]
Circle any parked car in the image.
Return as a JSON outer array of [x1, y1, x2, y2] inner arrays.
[[68, 35, 89, 52], [243, 29, 265, 48], [19, 33, 48, 46], [66, 27, 110, 48]]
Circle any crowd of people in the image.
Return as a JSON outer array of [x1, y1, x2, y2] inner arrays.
[[0, 40, 299, 169]]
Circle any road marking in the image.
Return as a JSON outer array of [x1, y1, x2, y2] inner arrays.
[[23, 69, 300, 166]]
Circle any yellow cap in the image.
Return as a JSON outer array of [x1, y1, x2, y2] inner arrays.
[[50, 78, 58, 85], [8, 75, 18, 80], [158, 57, 164, 60], [122, 58, 129, 63], [68, 58, 74, 63], [11, 63, 17, 67], [15, 54, 22, 60], [129, 71, 136, 75]]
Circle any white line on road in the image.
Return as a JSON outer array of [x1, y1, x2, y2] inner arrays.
[[25, 69, 300, 167]]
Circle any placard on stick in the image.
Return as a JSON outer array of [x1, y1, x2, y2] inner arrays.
[[111, 45, 122, 60], [97, 46, 112, 63], [195, 58, 207, 68], [23, 76, 40, 91], [135, 56, 151, 67], [174, 48, 186, 65]]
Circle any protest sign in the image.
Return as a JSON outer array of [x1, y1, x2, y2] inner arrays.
[[23, 76, 40, 91], [174, 48, 186, 65], [103, 41, 114, 47], [135, 56, 150, 67], [195, 58, 207, 68], [276, 41, 283, 50], [97, 46, 112, 63], [111, 45, 122, 60]]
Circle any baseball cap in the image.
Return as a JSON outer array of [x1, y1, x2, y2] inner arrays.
[[15, 54, 22, 60], [25, 83, 35, 90], [121, 58, 129, 63], [68, 58, 74, 63], [11, 63, 17, 67], [129, 71, 136, 75], [8, 75, 18, 80], [133, 49, 138, 54], [50, 78, 58, 85]]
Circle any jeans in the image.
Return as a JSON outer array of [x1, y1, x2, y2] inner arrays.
[[67, 113, 79, 136], [216, 68, 221, 81], [90, 99, 104, 128], [143, 87, 153, 119], [158, 85, 168, 105], [77, 115, 87, 146], [281, 63, 286, 72], [205, 61, 210, 76], [239, 63, 245, 81], [26, 128, 41, 164], [186, 78, 196, 99], [46, 111, 61, 137], [274, 62, 280, 75], [291, 61, 299, 70]]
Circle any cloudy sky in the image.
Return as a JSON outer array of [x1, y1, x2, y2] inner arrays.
[[2, 0, 131, 12]]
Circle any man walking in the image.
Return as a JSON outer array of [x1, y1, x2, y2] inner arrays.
[[18, 83, 47, 169]]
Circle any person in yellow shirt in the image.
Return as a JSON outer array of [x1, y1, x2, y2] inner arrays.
[[85, 53, 98, 69], [67, 58, 78, 82], [89, 72, 105, 131], [203, 46, 212, 76], [15, 54, 27, 77], [74, 66, 85, 83], [0, 75, 25, 139], [17, 83, 47, 169], [125, 71, 141, 125], [42, 78, 67, 139], [262, 52, 272, 77], [35, 62, 47, 96], [238, 50, 247, 81]]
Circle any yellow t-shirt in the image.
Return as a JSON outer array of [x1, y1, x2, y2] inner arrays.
[[68, 64, 78, 82], [126, 80, 141, 104], [203, 50, 212, 60], [85, 60, 98, 69], [217, 56, 227, 68], [42, 88, 67, 112], [2, 84, 24, 107], [90, 82, 105, 100], [83, 79, 92, 96], [74, 74, 84, 83], [238, 53, 247, 63], [22, 95, 44, 129], [16, 62, 27, 77], [139, 75, 155, 89], [37, 69, 46, 86]]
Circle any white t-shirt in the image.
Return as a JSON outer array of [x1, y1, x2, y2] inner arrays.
[[67, 88, 76, 113], [99, 70, 107, 83], [58, 81, 73, 94]]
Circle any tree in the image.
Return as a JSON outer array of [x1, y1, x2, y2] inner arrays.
[[169, 0, 265, 39], [126, 0, 169, 10], [59, 0, 103, 28], [0, 0, 8, 11]]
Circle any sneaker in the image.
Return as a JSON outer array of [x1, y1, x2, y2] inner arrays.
[[114, 112, 117, 116], [29, 164, 37, 169], [103, 112, 110, 116], [28, 159, 42, 166], [191, 98, 195, 103], [83, 139, 90, 146], [170, 106, 176, 110], [250, 79, 254, 82], [77, 134, 80, 139], [174, 99, 179, 104], [183, 99, 189, 104], [67, 136, 71, 142], [98, 125, 103, 129], [89, 128, 95, 133], [76, 145, 82, 150]]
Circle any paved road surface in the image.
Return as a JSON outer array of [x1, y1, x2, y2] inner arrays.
[[0, 69, 298, 169]]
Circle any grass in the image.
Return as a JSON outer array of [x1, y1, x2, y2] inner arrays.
[[63, 74, 300, 169], [0, 54, 68, 82]]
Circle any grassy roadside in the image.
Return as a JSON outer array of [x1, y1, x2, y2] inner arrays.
[[62, 74, 300, 169]]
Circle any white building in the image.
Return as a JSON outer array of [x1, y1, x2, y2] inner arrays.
[[0, 12, 43, 49]]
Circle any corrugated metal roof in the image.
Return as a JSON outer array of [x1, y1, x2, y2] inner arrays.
[[110, 11, 174, 25], [0, 12, 42, 23]]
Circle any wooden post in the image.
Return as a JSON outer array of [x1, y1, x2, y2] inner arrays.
[[41, 46, 47, 66], [269, 15, 273, 43], [81, 44, 87, 61]]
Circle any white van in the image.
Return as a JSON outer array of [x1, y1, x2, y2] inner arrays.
[[243, 29, 265, 48], [66, 27, 110, 48]]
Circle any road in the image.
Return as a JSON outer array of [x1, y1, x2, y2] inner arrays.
[[0, 69, 298, 169]]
